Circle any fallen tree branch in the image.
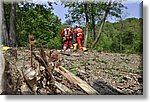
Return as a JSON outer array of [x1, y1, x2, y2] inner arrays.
[[32, 48, 56, 93], [55, 66, 99, 95]]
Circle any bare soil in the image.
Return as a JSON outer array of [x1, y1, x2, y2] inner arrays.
[[2, 48, 143, 95]]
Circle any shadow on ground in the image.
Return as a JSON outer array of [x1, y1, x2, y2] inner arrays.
[[91, 80, 124, 95]]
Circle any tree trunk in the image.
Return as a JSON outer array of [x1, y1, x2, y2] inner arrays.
[[9, 2, 17, 47], [83, 3, 89, 48], [0, 0, 5, 94], [0, 1, 3, 45], [119, 21, 123, 52], [91, 1, 112, 49], [1, 2, 9, 45], [119, 32, 122, 52], [91, 3, 96, 41], [119, 17, 125, 52]]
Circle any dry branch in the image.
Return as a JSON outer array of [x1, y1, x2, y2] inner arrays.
[[55, 66, 99, 95]]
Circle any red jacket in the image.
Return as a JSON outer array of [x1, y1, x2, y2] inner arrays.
[[61, 27, 73, 38], [74, 27, 84, 38]]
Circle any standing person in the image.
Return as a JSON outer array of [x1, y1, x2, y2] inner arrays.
[[74, 24, 84, 51], [61, 26, 74, 52]]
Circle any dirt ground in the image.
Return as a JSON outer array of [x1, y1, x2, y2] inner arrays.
[[59, 50, 143, 95], [2, 48, 143, 95]]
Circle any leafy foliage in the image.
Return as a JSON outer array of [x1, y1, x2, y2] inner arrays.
[[16, 2, 63, 49], [3, 1, 142, 54], [94, 18, 143, 54]]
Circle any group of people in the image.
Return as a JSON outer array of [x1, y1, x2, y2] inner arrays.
[[61, 24, 86, 52]]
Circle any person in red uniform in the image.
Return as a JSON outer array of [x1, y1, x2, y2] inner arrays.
[[74, 24, 84, 51], [61, 26, 74, 52]]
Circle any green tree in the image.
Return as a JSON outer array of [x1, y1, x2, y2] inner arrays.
[[61, 0, 126, 48], [16, 1, 62, 49]]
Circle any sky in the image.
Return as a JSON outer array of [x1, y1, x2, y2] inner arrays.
[[31, 0, 143, 23]]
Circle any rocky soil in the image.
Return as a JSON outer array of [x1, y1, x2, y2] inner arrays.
[[60, 50, 143, 95], [2, 48, 143, 95]]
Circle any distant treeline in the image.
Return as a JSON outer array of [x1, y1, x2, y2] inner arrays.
[[91, 18, 143, 54], [2, 1, 142, 54]]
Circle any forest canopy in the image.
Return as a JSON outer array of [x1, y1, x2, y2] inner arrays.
[[1, 0, 143, 54]]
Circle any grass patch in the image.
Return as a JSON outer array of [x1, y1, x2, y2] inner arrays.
[[99, 60, 108, 64], [116, 76, 125, 83], [69, 65, 78, 75]]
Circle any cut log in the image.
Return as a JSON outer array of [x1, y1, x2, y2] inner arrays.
[[55, 66, 99, 95]]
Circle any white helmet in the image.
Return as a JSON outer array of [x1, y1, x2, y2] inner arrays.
[[75, 24, 80, 27]]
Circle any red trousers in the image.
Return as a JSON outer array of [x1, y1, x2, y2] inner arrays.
[[63, 39, 73, 52], [76, 36, 83, 51]]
